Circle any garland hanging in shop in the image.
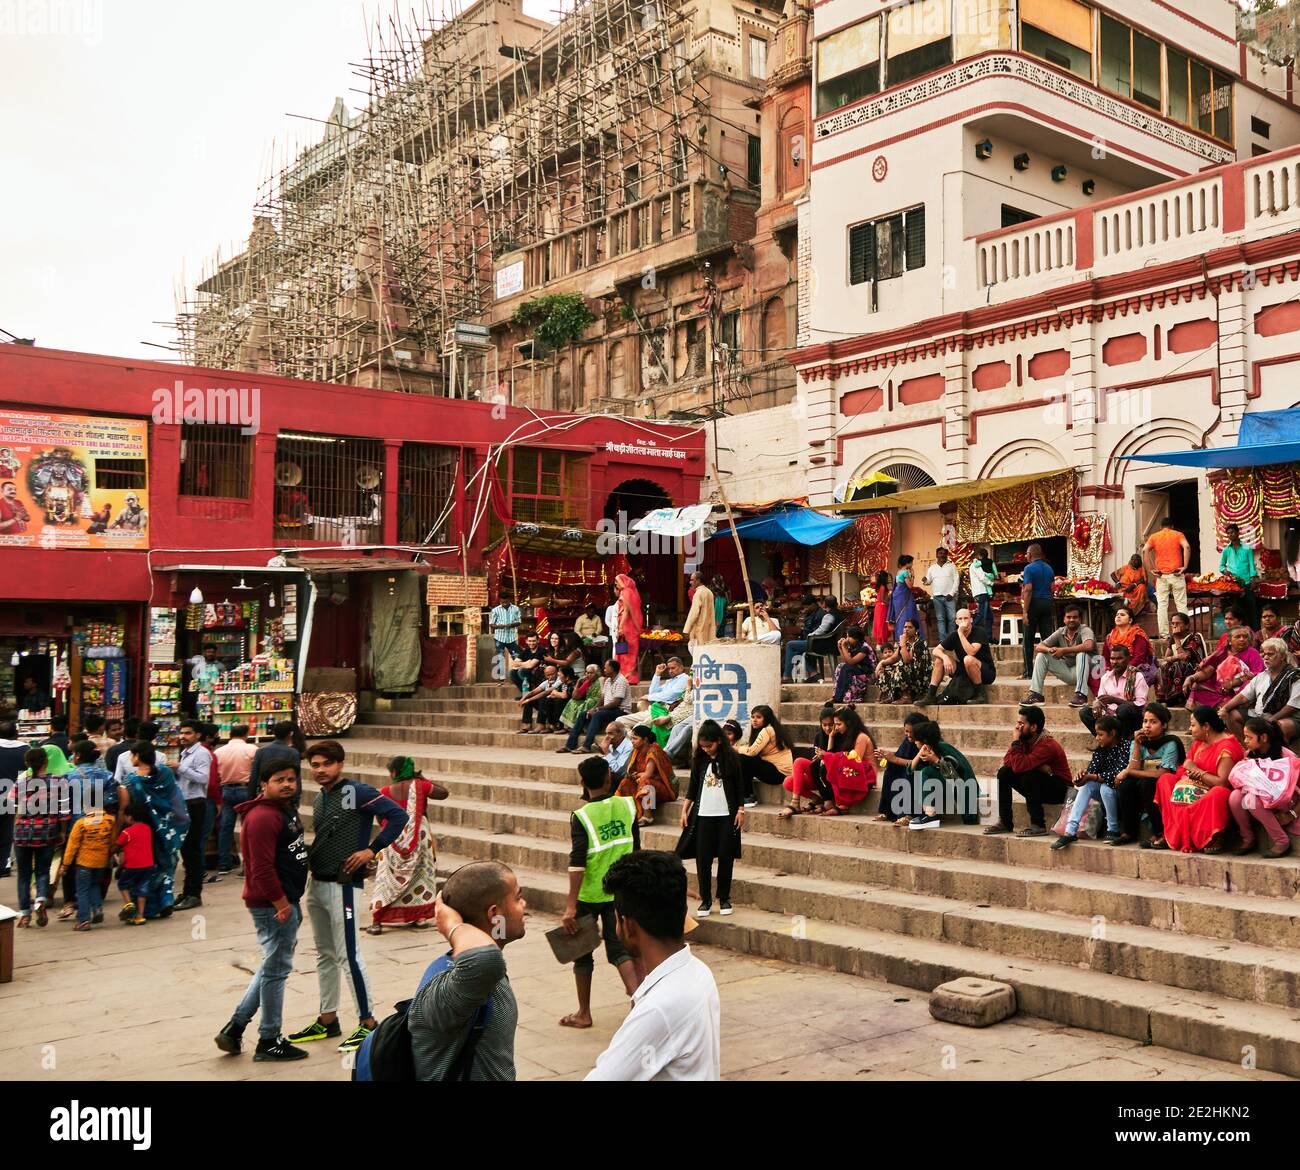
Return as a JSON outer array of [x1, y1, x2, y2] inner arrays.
[[1068, 512, 1112, 579], [1212, 470, 1265, 549], [955, 470, 1075, 544]]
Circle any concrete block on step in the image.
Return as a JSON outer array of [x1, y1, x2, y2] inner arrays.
[[928, 976, 1017, 1027]]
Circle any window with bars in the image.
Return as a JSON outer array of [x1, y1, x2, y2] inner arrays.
[[848, 205, 925, 285], [398, 443, 460, 546], [747, 134, 761, 189], [178, 425, 253, 499], [273, 433, 385, 547]]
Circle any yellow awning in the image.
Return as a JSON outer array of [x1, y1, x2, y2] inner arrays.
[[815, 469, 1071, 514]]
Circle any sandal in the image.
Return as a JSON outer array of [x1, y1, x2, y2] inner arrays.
[[896, 816, 912, 827], [821, 806, 842, 817], [872, 813, 891, 822], [777, 804, 802, 819], [364, 924, 384, 935], [1142, 836, 1169, 850], [16, 915, 29, 928], [58, 905, 76, 921]]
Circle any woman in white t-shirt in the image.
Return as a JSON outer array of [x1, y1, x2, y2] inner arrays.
[[678, 721, 744, 918]]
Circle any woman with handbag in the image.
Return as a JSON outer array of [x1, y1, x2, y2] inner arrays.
[[614, 573, 643, 684], [1228, 718, 1300, 858], [1153, 706, 1246, 853], [677, 720, 744, 918]]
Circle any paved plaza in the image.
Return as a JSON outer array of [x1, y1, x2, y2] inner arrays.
[[0, 870, 1284, 1082]]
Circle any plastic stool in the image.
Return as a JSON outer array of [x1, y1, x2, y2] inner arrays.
[[999, 613, 1023, 646]]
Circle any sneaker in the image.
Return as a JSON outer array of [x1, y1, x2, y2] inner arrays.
[[127, 916, 146, 926], [1069, 692, 1089, 707], [908, 814, 939, 830], [218, 866, 235, 875], [1051, 834, 1077, 851], [695, 902, 712, 918], [118, 902, 136, 922], [337, 1025, 373, 1054], [34, 902, 48, 927], [719, 901, 733, 916], [173, 895, 202, 911], [286, 1018, 342, 1044], [91, 910, 104, 924], [1105, 832, 1123, 846], [253, 1036, 309, 1063], [214, 1021, 244, 1055], [1021, 692, 1046, 705], [743, 797, 758, 809]]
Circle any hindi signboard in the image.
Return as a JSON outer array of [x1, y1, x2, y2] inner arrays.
[[426, 572, 488, 608], [691, 643, 780, 730], [0, 409, 150, 550]]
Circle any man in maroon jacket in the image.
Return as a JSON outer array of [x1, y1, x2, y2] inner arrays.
[[213, 750, 310, 1062], [984, 705, 1071, 837]]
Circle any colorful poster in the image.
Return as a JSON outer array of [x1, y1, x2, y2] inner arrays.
[[0, 409, 149, 549]]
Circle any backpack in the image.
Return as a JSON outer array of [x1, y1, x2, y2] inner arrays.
[[353, 951, 491, 1082]]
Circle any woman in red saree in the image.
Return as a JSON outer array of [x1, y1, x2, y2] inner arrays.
[[367, 757, 449, 932], [1185, 625, 1262, 710], [784, 706, 876, 816], [1153, 707, 1245, 853], [619, 725, 678, 826], [614, 572, 643, 684]]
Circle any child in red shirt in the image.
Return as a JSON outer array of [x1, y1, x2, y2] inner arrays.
[[115, 806, 156, 926]]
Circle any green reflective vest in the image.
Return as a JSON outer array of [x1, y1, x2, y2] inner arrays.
[[574, 794, 637, 904]]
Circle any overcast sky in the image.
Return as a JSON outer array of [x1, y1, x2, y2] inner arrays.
[[0, 0, 556, 363]]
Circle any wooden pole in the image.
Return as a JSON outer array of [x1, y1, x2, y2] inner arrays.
[[715, 476, 755, 639]]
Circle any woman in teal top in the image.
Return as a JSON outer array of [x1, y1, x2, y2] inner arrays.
[[711, 575, 729, 636]]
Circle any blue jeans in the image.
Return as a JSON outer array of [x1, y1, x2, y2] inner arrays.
[[973, 594, 992, 633], [567, 706, 621, 750], [75, 865, 106, 923], [783, 640, 809, 679], [932, 597, 957, 643], [1066, 780, 1119, 836], [220, 785, 250, 870], [665, 719, 695, 762], [14, 844, 54, 912], [233, 903, 303, 1040]]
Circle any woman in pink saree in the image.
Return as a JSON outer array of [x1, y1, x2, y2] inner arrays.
[[615, 572, 643, 684]]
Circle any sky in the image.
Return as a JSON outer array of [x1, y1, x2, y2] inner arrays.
[[0, 0, 557, 363]]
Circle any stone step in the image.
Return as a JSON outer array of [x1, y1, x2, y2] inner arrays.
[[428, 814, 1300, 1007], [370, 791, 1300, 953], [294, 744, 1300, 902]]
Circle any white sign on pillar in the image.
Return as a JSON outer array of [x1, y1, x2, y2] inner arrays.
[[691, 642, 781, 731]]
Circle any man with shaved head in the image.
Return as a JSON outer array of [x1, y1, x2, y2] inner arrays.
[[407, 861, 527, 1081]]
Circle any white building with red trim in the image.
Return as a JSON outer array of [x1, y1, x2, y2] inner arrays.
[[785, 0, 1300, 576]]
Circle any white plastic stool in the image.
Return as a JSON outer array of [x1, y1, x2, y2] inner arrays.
[[999, 613, 1023, 646]]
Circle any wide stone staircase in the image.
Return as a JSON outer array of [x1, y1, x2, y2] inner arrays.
[[297, 644, 1300, 1077]]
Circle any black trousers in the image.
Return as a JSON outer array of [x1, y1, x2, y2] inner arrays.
[[1080, 703, 1143, 740], [996, 765, 1068, 830], [878, 764, 913, 821], [695, 814, 736, 905], [1117, 773, 1165, 838], [739, 755, 785, 801], [573, 899, 631, 975], [1022, 599, 1057, 676], [180, 797, 208, 898]]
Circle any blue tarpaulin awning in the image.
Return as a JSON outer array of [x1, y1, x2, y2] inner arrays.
[[716, 503, 853, 546], [1121, 409, 1300, 469]]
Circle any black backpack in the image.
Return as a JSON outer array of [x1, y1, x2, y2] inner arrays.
[[353, 952, 491, 1082]]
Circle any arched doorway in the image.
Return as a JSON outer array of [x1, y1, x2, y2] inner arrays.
[[605, 478, 676, 627]]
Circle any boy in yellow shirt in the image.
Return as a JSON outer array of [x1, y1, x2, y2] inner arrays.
[[55, 795, 115, 931]]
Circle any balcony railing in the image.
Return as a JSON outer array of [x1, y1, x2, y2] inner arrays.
[[970, 146, 1300, 304]]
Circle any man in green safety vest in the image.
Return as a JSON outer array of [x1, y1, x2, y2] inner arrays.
[[559, 755, 643, 1029]]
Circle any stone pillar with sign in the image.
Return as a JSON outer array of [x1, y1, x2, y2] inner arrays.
[[691, 642, 780, 740]]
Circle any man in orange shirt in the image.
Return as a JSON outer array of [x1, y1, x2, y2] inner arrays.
[[215, 723, 259, 875], [1142, 517, 1191, 640]]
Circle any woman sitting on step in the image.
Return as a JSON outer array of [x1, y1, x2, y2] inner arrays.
[[618, 724, 678, 828], [904, 719, 980, 830], [1227, 718, 1300, 859], [733, 705, 795, 810], [874, 618, 928, 704], [559, 663, 601, 730], [1153, 706, 1246, 854], [1184, 625, 1262, 712], [782, 706, 876, 818], [1114, 702, 1184, 848]]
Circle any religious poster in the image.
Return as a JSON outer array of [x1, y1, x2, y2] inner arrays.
[[0, 409, 149, 549]]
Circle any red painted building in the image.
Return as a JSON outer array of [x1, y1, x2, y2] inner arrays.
[[0, 345, 704, 727]]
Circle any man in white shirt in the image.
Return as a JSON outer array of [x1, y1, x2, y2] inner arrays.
[[586, 851, 720, 1081], [602, 721, 633, 781], [616, 658, 687, 733], [922, 547, 961, 644]]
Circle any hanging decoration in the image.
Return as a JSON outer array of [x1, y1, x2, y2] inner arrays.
[[1212, 470, 1265, 550], [825, 512, 893, 576], [806, 544, 831, 585], [955, 470, 1075, 544], [1068, 512, 1112, 579]]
